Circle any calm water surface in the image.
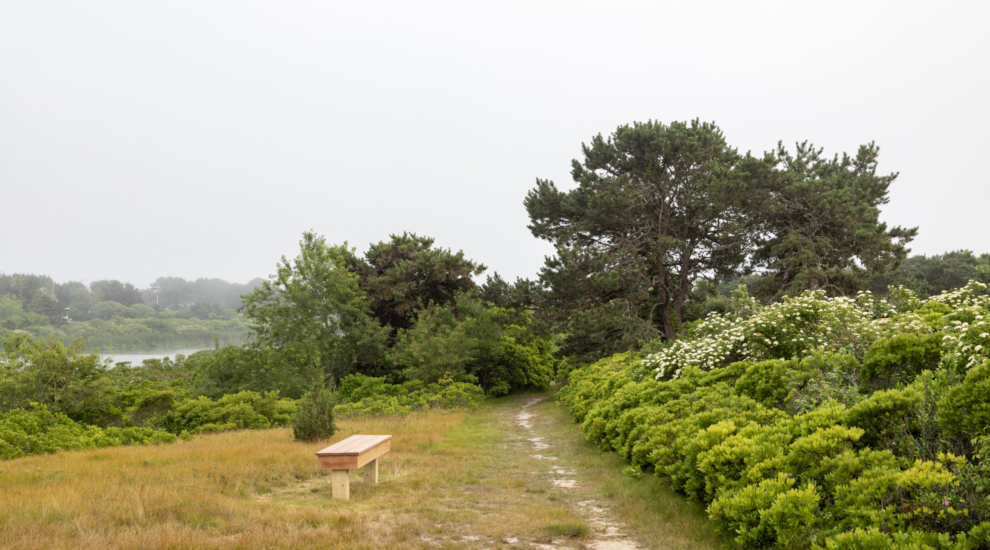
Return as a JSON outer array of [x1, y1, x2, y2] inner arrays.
[[103, 348, 210, 365]]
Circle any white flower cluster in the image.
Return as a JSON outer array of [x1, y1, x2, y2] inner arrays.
[[646, 288, 932, 381], [935, 283, 990, 371], [930, 280, 990, 309]]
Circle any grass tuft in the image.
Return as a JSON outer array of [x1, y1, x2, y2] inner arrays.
[[544, 520, 589, 537]]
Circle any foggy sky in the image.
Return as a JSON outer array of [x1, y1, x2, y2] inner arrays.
[[2, 1, 988, 288]]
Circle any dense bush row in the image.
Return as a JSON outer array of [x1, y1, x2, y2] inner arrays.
[[0, 404, 177, 460], [558, 283, 990, 549], [334, 373, 485, 418], [157, 391, 297, 435]]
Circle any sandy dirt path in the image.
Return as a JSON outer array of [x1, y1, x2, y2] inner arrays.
[[512, 397, 643, 550]]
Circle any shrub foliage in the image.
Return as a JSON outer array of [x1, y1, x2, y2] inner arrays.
[[558, 281, 990, 549], [292, 384, 338, 442]]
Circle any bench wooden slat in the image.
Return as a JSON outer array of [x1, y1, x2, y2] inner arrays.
[[315, 434, 392, 500], [317, 435, 391, 456], [316, 435, 392, 456], [322, 436, 367, 455]]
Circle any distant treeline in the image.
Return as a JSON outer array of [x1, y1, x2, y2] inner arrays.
[[868, 250, 990, 298], [0, 274, 262, 325], [143, 276, 265, 311], [0, 274, 260, 351]]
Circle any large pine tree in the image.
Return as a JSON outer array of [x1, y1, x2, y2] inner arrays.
[[525, 120, 753, 360]]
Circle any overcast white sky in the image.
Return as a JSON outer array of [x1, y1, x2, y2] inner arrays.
[[1, 1, 987, 288]]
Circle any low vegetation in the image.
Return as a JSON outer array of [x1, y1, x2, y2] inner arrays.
[[334, 373, 485, 418], [0, 404, 176, 460], [558, 282, 990, 548], [0, 395, 726, 550]]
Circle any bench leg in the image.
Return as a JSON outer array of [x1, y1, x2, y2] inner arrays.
[[363, 458, 378, 484], [332, 469, 350, 500]]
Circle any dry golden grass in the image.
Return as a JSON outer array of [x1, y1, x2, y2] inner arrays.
[[0, 395, 726, 549]]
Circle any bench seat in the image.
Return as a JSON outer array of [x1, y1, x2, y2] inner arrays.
[[316, 435, 392, 500]]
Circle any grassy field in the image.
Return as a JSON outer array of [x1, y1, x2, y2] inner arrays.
[[0, 394, 726, 549]]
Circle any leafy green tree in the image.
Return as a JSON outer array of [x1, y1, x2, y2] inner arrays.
[[27, 291, 62, 324], [0, 335, 109, 418], [0, 295, 48, 330], [389, 294, 554, 394], [388, 300, 479, 383], [126, 304, 155, 319], [189, 301, 223, 319], [62, 284, 97, 321], [347, 233, 486, 332], [467, 310, 554, 396], [524, 120, 754, 360], [90, 280, 144, 307], [187, 346, 310, 399], [240, 231, 386, 385], [0, 273, 55, 311], [748, 142, 917, 298], [94, 300, 127, 320]]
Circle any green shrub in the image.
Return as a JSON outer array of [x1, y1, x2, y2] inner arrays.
[[845, 387, 921, 449], [338, 373, 412, 402], [334, 373, 484, 419], [939, 360, 990, 440], [0, 404, 176, 460], [558, 344, 990, 548], [471, 331, 554, 396], [785, 353, 863, 414], [158, 391, 296, 435], [814, 521, 990, 549], [861, 333, 942, 387], [554, 280, 990, 548], [292, 385, 337, 442], [736, 359, 815, 409], [186, 346, 310, 400]]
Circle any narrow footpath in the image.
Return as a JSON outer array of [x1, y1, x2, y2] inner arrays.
[[513, 397, 642, 550]]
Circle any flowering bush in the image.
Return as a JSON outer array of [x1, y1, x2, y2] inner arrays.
[[934, 281, 990, 372], [645, 287, 931, 381], [558, 280, 990, 549]]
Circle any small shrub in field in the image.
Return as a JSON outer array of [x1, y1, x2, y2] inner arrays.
[[292, 385, 337, 442]]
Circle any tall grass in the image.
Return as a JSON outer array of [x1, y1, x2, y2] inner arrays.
[[0, 396, 727, 549], [0, 414, 460, 549]]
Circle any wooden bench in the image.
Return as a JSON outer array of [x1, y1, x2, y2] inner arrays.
[[316, 435, 391, 500]]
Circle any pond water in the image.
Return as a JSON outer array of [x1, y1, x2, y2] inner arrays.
[[101, 348, 210, 365]]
